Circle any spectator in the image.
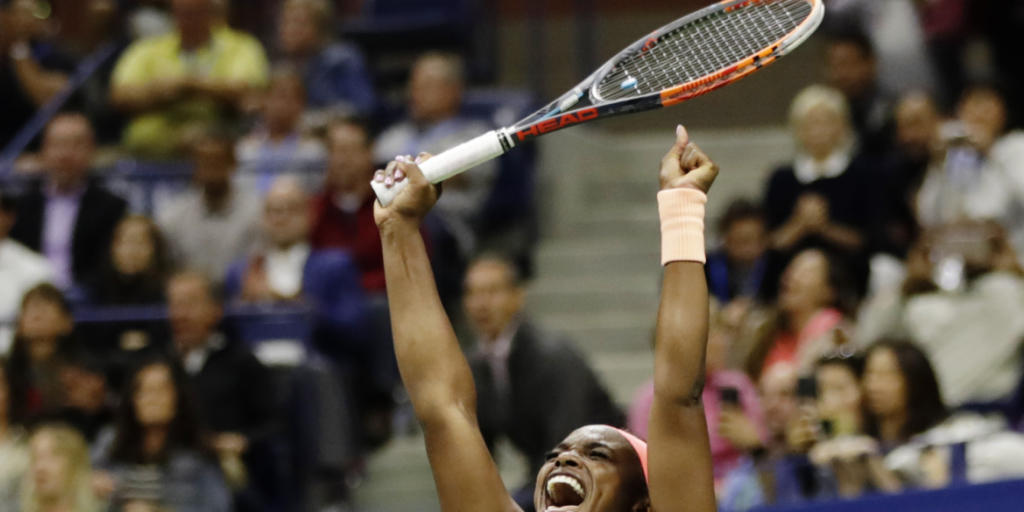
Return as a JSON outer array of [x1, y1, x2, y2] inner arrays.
[[46, 348, 113, 447], [110, 0, 270, 158], [856, 222, 1024, 403], [0, 0, 75, 147], [706, 199, 770, 305], [236, 67, 326, 192], [915, 85, 1024, 258], [824, 28, 895, 155], [165, 270, 276, 505], [870, 92, 942, 261], [763, 85, 875, 293], [628, 304, 766, 484], [225, 175, 367, 353], [375, 52, 498, 259], [20, 424, 101, 512], [823, 0, 938, 99], [826, 339, 1024, 492], [87, 215, 171, 306], [805, 353, 889, 498], [310, 116, 386, 294], [462, 254, 622, 511], [0, 360, 29, 507], [718, 363, 836, 511], [275, 0, 375, 113], [862, 340, 948, 449], [94, 359, 230, 512], [156, 127, 261, 285], [9, 113, 127, 293], [738, 249, 851, 380], [0, 187, 53, 355], [8, 284, 74, 418]]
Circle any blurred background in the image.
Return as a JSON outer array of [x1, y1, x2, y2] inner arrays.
[[2, 0, 1024, 511]]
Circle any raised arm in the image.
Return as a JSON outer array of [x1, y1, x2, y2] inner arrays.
[[647, 127, 718, 512], [373, 156, 519, 512]]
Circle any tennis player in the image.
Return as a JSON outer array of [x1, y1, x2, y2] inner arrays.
[[374, 125, 717, 512]]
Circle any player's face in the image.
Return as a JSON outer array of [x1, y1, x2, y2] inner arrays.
[[534, 426, 647, 512], [463, 259, 524, 340]]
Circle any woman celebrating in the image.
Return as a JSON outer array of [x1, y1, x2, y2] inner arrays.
[[373, 126, 718, 512]]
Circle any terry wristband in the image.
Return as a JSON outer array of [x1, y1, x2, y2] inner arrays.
[[658, 188, 707, 265]]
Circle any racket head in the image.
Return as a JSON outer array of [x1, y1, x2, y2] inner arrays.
[[510, 0, 823, 138], [592, 0, 824, 106]]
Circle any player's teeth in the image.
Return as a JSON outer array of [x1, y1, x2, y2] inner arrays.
[[546, 474, 585, 498]]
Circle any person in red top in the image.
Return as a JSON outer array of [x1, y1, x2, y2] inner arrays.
[[310, 116, 386, 294]]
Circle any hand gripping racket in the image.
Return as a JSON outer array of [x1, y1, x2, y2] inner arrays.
[[372, 0, 824, 205]]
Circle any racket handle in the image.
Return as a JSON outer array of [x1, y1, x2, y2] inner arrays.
[[371, 130, 508, 207]]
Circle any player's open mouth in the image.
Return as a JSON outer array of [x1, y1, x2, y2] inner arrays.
[[544, 473, 586, 511]]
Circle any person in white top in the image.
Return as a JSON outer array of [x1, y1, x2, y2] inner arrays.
[[0, 189, 54, 355]]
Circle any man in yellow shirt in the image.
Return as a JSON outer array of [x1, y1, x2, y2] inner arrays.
[[111, 0, 269, 158]]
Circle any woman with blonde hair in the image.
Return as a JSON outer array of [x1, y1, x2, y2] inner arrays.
[[761, 84, 877, 298], [21, 424, 100, 512]]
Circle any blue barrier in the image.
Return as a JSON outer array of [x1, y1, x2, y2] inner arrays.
[[755, 478, 1024, 512]]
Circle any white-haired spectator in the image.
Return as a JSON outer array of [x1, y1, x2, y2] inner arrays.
[[762, 85, 878, 296]]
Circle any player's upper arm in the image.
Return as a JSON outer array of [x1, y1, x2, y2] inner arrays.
[[647, 391, 716, 512], [420, 403, 522, 512]]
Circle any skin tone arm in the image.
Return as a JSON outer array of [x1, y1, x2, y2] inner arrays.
[[9, 43, 69, 106], [647, 127, 718, 512], [373, 155, 520, 512]]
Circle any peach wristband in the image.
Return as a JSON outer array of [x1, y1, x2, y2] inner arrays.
[[658, 188, 707, 265]]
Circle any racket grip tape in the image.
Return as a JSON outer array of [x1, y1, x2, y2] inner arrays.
[[371, 130, 508, 207]]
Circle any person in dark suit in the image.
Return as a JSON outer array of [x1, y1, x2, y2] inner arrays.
[[166, 269, 278, 510], [10, 113, 127, 291], [462, 254, 623, 511]]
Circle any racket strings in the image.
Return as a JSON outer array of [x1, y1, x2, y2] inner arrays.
[[595, 0, 812, 101]]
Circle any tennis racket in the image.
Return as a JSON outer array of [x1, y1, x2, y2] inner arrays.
[[372, 0, 825, 205]]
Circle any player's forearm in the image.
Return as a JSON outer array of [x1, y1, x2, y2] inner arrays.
[[379, 220, 477, 421], [653, 261, 709, 406]]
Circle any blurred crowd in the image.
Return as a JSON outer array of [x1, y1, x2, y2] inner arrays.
[[2, 0, 1024, 511]]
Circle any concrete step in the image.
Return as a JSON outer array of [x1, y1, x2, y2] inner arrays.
[[534, 236, 660, 278], [531, 309, 655, 353], [526, 275, 658, 318]]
